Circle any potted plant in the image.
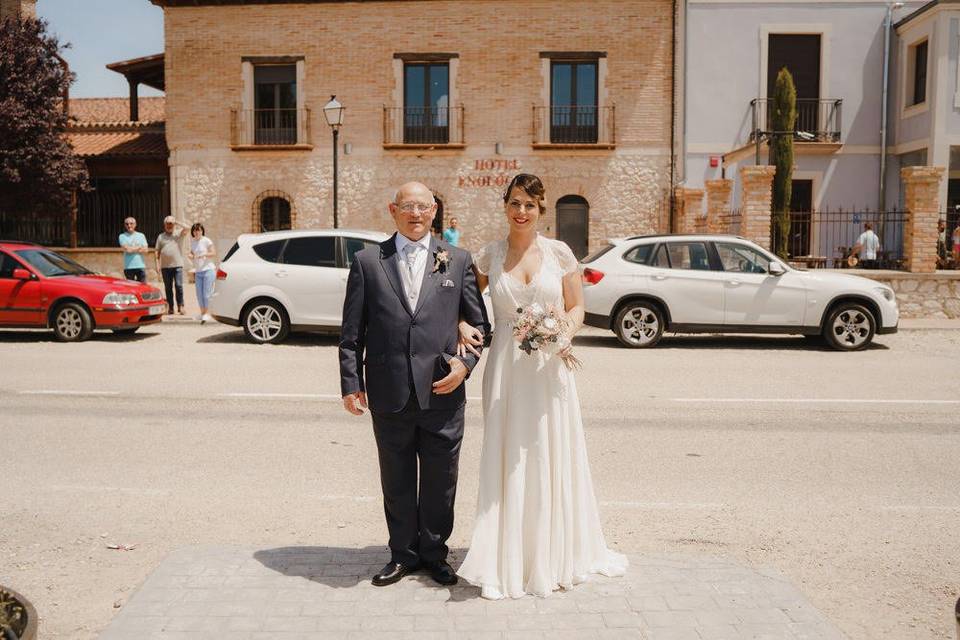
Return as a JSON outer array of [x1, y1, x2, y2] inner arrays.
[[0, 587, 37, 640]]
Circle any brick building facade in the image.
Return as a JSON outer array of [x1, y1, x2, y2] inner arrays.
[[152, 0, 677, 255], [0, 0, 35, 21]]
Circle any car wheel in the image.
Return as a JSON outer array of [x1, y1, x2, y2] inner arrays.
[[613, 301, 665, 348], [111, 327, 140, 335], [242, 300, 290, 344], [52, 302, 94, 342], [823, 303, 875, 351]]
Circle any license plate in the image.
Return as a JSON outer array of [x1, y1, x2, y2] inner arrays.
[[148, 305, 167, 315]]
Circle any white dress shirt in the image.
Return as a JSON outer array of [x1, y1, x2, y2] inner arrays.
[[395, 232, 432, 309]]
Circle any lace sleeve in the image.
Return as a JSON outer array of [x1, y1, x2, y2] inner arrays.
[[473, 242, 495, 275], [551, 239, 579, 275]]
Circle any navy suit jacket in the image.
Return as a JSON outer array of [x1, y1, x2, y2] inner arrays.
[[338, 233, 489, 413]]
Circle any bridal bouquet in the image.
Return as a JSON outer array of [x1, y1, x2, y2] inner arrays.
[[513, 303, 582, 370]]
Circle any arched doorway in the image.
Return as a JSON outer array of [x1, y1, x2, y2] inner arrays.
[[556, 195, 589, 259]]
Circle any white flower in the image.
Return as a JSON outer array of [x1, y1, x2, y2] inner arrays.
[[542, 317, 558, 331]]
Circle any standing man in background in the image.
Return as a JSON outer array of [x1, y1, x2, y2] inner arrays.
[[442, 217, 461, 247], [852, 222, 881, 269], [155, 216, 187, 315], [118, 217, 149, 282]]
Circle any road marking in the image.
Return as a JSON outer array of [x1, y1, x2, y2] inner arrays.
[[49, 484, 168, 496], [880, 505, 960, 511], [317, 495, 378, 502], [672, 398, 960, 405], [220, 392, 342, 400], [18, 390, 120, 397], [219, 392, 484, 402], [601, 501, 726, 509]]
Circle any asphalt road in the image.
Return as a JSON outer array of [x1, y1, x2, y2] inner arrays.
[[0, 323, 958, 639]]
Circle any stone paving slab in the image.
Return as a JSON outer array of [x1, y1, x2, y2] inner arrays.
[[98, 545, 845, 640]]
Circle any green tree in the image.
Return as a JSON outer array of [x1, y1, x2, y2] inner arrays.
[[0, 16, 88, 217], [769, 67, 796, 259]]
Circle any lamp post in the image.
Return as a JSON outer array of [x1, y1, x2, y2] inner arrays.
[[323, 95, 344, 228]]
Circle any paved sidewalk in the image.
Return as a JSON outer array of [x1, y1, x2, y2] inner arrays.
[[98, 546, 844, 640]]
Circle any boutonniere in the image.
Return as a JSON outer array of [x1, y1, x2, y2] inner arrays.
[[433, 248, 450, 274]]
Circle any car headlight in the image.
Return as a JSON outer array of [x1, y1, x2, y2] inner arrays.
[[102, 292, 139, 306], [874, 286, 895, 302]]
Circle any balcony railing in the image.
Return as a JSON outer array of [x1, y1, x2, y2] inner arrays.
[[750, 98, 842, 143], [383, 106, 464, 146], [231, 108, 312, 147], [533, 105, 615, 146]]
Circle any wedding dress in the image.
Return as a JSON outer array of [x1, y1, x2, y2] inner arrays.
[[457, 234, 628, 599]]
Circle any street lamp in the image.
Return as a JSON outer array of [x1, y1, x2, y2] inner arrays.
[[323, 95, 344, 228]]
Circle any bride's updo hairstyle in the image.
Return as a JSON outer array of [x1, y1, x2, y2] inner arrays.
[[503, 173, 546, 215]]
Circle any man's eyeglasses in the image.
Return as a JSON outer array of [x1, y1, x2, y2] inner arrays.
[[397, 202, 435, 214]]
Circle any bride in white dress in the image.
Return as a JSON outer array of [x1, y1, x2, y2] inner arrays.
[[456, 174, 627, 600]]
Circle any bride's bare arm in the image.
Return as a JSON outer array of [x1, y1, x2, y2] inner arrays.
[[561, 270, 585, 337], [475, 267, 488, 294]]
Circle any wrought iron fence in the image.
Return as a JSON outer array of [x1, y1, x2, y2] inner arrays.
[[941, 208, 960, 268], [231, 108, 311, 146], [77, 187, 167, 247], [772, 209, 909, 270], [533, 105, 615, 145], [0, 209, 71, 246], [750, 98, 842, 143], [383, 106, 464, 145]]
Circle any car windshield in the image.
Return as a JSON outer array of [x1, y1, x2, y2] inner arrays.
[[15, 249, 93, 277]]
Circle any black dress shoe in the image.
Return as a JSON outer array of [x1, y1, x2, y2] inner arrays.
[[424, 560, 458, 586], [371, 561, 417, 587]]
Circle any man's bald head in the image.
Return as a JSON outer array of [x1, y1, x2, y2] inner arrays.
[[393, 182, 433, 204], [389, 181, 437, 241]]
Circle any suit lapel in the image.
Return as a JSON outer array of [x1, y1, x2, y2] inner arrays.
[[379, 234, 413, 317], [413, 236, 442, 317]]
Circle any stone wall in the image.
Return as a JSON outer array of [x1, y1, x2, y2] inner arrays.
[[857, 271, 960, 319], [58, 249, 164, 283], [170, 150, 670, 254]]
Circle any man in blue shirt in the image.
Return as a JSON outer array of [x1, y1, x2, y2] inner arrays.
[[118, 217, 149, 282], [442, 217, 461, 247]]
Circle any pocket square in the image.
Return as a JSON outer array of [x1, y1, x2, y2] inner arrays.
[[442, 279, 456, 287]]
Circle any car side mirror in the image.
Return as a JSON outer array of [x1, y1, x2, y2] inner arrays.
[[768, 262, 785, 276], [12, 268, 33, 280]]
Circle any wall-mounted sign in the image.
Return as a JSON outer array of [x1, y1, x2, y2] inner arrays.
[[458, 159, 522, 188]]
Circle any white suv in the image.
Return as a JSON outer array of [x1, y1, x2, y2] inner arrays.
[[581, 234, 899, 351], [210, 229, 389, 343]]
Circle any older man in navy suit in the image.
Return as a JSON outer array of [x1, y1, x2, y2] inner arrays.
[[339, 182, 488, 587]]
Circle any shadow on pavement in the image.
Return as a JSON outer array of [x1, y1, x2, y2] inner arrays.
[[253, 545, 479, 599], [574, 333, 890, 351], [196, 330, 339, 347], [0, 329, 159, 343]]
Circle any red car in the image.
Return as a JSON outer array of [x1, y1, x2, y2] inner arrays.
[[0, 241, 165, 341]]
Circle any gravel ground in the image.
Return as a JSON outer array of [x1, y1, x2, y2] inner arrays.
[[0, 324, 957, 639]]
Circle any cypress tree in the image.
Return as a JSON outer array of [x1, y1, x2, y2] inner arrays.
[[769, 67, 796, 259]]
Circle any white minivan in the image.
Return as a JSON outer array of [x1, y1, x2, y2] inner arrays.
[[581, 234, 899, 350]]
